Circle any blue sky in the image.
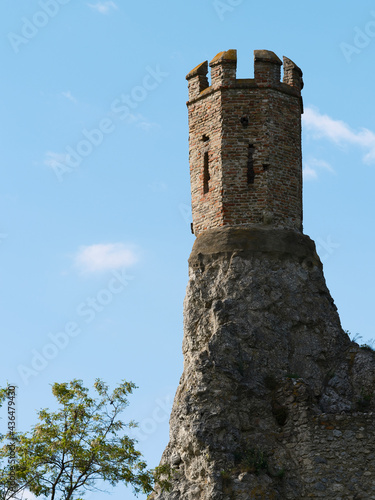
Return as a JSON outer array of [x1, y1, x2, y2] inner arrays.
[[0, 0, 375, 498]]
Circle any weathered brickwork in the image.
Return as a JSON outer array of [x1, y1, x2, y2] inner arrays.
[[186, 50, 304, 236]]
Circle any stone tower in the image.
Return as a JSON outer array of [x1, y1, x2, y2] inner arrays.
[[186, 49, 303, 236], [150, 50, 375, 500]]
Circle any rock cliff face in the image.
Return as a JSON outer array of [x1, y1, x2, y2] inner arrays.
[[150, 228, 375, 499]]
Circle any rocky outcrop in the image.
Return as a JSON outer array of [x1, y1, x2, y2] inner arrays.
[[150, 228, 375, 499]]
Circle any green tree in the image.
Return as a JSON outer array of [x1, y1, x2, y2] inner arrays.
[[0, 379, 158, 500]]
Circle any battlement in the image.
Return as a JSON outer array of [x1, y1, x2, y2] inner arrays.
[[187, 49, 304, 237], [186, 49, 303, 101]]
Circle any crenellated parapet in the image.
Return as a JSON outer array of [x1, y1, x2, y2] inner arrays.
[[209, 49, 237, 89], [186, 49, 303, 102], [186, 61, 209, 101], [283, 56, 304, 92], [253, 49, 282, 86]]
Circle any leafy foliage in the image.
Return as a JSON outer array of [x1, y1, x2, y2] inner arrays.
[[346, 330, 375, 351], [0, 379, 156, 500], [234, 448, 268, 475]]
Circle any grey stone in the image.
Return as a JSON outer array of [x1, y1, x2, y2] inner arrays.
[[150, 229, 375, 499]]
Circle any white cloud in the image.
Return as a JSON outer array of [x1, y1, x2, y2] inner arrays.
[[61, 91, 77, 104], [303, 163, 318, 181], [87, 1, 118, 14], [19, 491, 38, 500], [107, 107, 159, 132], [303, 158, 334, 181], [44, 151, 68, 169], [126, 112, 159, 132], [148, 181, 168, 192], [75, 243, 138, 274], [303, 106, 375, 164]]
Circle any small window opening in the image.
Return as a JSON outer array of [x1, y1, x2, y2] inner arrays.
[[202, 134, 209, 142], [263, 164, 270, 171], [247, 144, 255, 184], [240, 116, 249, 128], [203, 151, 210, 194]]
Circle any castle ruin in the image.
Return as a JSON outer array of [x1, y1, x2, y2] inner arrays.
[[150, 50, 375, 499]]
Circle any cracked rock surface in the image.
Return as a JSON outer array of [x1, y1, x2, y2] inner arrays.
[[150, 228, 375, 500]]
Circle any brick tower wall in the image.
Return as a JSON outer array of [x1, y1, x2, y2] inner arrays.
[[186, 50, 304, 236]]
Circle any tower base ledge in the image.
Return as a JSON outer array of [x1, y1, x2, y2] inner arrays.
[[189, 226, 321, 268]]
